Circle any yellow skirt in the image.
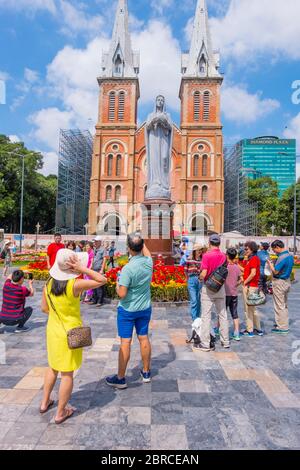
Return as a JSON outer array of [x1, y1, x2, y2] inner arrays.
[[47, 325, 82, 372]]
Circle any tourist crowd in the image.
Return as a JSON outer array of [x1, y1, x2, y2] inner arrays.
[[0, 231, 295, 425]]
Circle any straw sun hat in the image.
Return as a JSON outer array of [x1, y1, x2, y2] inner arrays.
[[192, 243, 205, 252], [50, 249, 89, 281]]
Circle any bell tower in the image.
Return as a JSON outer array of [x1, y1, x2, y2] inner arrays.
[[89, 0, 140, 235], [179, 0, 224, 234]]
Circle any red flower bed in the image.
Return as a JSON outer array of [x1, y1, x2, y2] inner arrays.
[[106, 260, 186, 286], [28, 260, 48, 271]]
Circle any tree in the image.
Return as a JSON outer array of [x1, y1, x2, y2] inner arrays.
[[248, 177, 279, 235], [277, 181, 300, 235], [0, 135, 57, 233]]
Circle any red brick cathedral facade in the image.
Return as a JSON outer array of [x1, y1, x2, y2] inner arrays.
[[88, 0, 224, 237]]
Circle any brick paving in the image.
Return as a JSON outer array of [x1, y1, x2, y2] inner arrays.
[[0, 273, 300, 450]]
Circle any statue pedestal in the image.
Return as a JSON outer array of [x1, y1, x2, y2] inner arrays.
[[141, 199, 175, 265]]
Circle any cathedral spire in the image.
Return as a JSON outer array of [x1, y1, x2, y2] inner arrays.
[[181, 0, 221, 78], [101, 0, 140, 78]]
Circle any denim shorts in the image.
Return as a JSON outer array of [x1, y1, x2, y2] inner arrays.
[[117, 306, 152, 339]]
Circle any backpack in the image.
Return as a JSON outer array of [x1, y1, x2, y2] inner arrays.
[[206, 261, 228, 293], [0, 250, 6, 260], [186, 318, 216, 349]]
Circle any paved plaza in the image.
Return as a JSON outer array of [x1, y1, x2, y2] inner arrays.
[[0, 273, 300, 450]]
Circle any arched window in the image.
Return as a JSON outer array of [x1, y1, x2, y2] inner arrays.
[[115, 185, 121, 201], [108, 92, 116, 121], [116, 155, 122, 176], [192, 186, 199, 202], [104, 214, 121, 236], [118, 92, 125, 121], [106, 185, 112, 201], [114, 54, 123, 77], [107, 154, 113, 176], [191, 215, 208, 235], [202, 185, 208, 202], [193, 155, 199, 177], [203, 91, 210, 121], [194, 91, 200, 121], [199, 56, 207, 75], [202, 154, 208, 177]]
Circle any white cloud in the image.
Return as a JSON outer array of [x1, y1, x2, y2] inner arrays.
[[210, 0, 300, 61], [0, 71, 10, 81], [24, 68, 39, 83], [29, 19, 181, 151], [150, 0, 174, 15], [28, 107, 74, 150], [0, 0, 56, 14], [10, 68, 40, 111], [58, 0, 104, 38], [222, 84, 280, 124], [133, 20, 181, 110], [8, 135, 21, 143], [39, 151, 59, 176]]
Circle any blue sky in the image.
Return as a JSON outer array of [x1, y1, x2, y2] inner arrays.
[[0, 0, 300, 176]]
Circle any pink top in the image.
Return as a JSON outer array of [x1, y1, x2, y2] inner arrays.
[[87, 250, 94, 269], [201, 248, 227, 281], [225, 263, 241, 296]]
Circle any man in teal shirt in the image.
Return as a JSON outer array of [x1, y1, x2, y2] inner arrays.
[[267, 240, 294, 334], [106, 234, 153, 389]]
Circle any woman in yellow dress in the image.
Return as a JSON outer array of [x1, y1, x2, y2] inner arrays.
[[40, 248, 107, 425]]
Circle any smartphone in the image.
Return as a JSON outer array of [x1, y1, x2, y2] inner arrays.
[[28, 273, 33, 281]]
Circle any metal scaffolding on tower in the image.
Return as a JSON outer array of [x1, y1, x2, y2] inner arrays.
[[224, 142, 258, 236], [56, 129, 93, 234]]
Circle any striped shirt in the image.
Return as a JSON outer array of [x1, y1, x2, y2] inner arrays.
[[180, 255, 202, 277], [0, 279, 30, 320]]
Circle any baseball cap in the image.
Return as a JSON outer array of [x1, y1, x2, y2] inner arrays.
[[209, 234, 221, 244], [93, 236, 102, 242]]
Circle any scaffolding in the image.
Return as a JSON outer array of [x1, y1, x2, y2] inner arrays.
[[56, 129, 93, 234], [224, 142, 258, 236]]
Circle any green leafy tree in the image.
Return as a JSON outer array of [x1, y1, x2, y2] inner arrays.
[[277, 180, 300, 235], [248, 177, 280, 235], [0, 135, 57, 233]]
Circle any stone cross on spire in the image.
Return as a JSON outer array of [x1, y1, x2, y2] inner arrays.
[[101, 0, 140, 78], [181, 0, 221, 78]]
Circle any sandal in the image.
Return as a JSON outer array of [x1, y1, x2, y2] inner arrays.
[[54, 407, 75, 425], [39, 399, 55, 414]]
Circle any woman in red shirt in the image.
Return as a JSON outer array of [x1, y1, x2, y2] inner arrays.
[[242, 241, 263, 337]]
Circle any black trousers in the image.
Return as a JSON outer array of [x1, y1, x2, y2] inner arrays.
[[259, 274, 268, 294], [92, 286, 105, 305], [0, 307, 33, 328], [107, 256, 115, 268]]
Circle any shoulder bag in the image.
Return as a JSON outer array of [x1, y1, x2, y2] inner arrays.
[[46, 281, 92, 350]]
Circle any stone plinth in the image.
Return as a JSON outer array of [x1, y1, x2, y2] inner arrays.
[[141, 199, 175, 265]]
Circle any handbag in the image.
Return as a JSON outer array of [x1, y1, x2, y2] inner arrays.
[[246, 288, 266, 306], [46, 281, 92, 350]]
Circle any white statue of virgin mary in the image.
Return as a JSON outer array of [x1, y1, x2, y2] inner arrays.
[[145, 95, 173, 200]]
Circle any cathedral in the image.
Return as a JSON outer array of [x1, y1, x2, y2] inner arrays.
[[88, 0, 224, 237]]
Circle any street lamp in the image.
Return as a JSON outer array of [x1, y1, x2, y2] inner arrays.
[[6, 149, 35, 253], [35, 222, 41, 252]]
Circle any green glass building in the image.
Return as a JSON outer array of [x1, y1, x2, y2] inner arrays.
[[224, 136, 296, 235], [242, 137, 296, 194]]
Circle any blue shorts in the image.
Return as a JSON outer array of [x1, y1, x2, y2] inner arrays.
[[117, 306, 152, 339]]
